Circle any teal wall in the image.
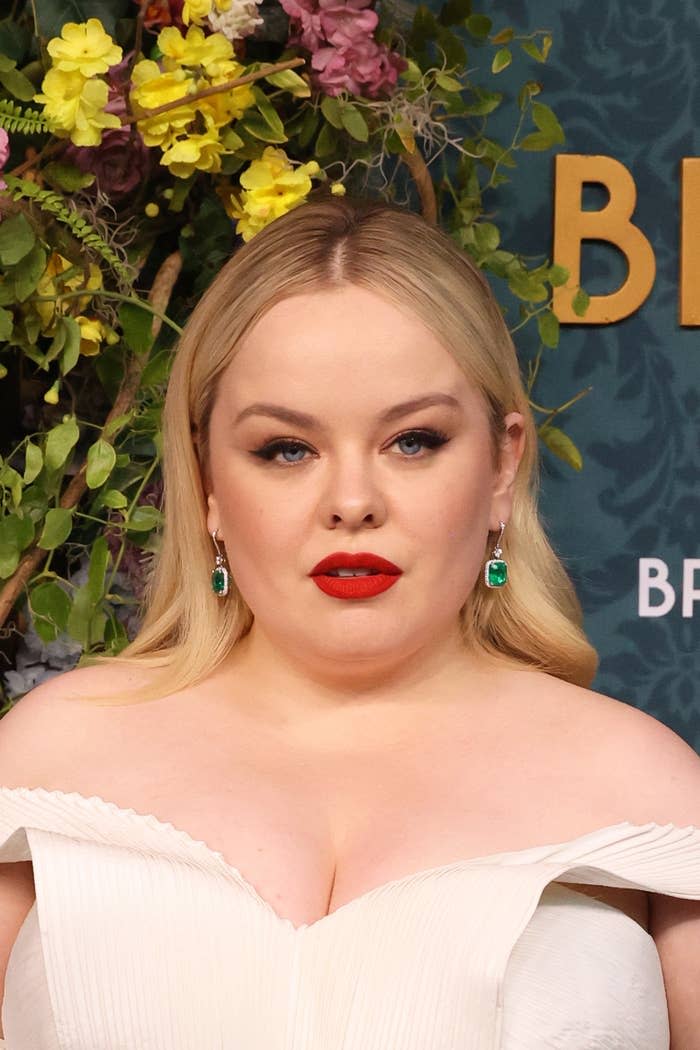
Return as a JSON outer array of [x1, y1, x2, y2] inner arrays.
[[431, 1, 699, 746]]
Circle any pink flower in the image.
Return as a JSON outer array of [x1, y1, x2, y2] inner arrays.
[[279, 0, 324, 50], [312, 38, 406, 97], [0, 128, 9, 190], [318, 0, 377, 48]]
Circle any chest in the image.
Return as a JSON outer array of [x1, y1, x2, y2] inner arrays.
[[44, 698, 650, 931]]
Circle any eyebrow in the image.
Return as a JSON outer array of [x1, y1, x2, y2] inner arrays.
[[233, 393, 463, 429]]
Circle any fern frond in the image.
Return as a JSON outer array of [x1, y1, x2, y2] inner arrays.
[[4, 175, 132, 283], [0, 101, 48, 135]]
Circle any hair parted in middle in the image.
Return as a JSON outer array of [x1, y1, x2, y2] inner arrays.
[[82, 191, 597, 705]]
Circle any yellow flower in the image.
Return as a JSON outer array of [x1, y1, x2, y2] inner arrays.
[[47, 19, 122, 78], [182, 0, 213, 25], [33, 253, 103, 331], [76, 315, 109, 356], [35, 68, 121, 146], [197, 72, 254, 128], [160, 127, 227, 178], [130, 60, 196, 147], [44, 379, 60, 404], [226, 148, 321, 241], [331, 181, 346, 196], [159, 25, 235, 76]]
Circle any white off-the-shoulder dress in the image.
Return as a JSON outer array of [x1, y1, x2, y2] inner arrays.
[[0, 785, 699, 1049]]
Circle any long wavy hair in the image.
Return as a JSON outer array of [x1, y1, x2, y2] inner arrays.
[[81, 193, 597, 704]]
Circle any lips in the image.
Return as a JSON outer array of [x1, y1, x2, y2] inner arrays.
[[309, 551, 402, 576]]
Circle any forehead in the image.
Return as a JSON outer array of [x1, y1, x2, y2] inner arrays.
[[215, 286, 478, 404]]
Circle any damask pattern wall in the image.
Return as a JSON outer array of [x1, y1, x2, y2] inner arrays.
[[431, 1, 699, 747]]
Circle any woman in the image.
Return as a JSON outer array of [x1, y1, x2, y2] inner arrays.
[[0, 195, 698, 1049]]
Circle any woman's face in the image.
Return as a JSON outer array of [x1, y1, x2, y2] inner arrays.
[[205, 285, 524, 687]]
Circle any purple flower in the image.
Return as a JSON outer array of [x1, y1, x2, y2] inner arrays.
[[0, 128, 9, 190], [64, 126, 153, 198]]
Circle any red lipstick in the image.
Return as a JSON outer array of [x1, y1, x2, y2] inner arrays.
[[309, 551, 402, 600]]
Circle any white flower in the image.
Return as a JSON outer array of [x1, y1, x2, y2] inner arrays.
[[208, 0, 264, 41]]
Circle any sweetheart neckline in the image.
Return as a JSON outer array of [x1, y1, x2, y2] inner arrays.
[[0, 784, 686, 934]]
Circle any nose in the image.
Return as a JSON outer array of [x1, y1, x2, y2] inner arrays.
[[321, 451, 387, 528]]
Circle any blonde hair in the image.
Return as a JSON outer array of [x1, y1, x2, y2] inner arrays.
[[81, 193, 597, 704]]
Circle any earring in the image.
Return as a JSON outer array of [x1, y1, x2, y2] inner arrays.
[[485, 521, 508, 588], [210, 528, 230, 597]]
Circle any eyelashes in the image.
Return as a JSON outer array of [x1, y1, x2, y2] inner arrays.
[[250, 428, 450, 466]]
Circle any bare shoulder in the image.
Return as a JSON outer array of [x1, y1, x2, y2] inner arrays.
[[0, 662, 153, 788], [518, 668, 700, 827]]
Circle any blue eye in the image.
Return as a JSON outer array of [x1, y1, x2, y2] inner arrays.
[[251, 428, 450, 465]]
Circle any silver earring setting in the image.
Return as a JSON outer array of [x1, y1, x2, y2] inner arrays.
[[210, 528, 230, 597], [485, 521, 508, 588]]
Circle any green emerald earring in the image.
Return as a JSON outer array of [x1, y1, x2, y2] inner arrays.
[[485, 521, 508, 588], [210, 528, 230, 597]]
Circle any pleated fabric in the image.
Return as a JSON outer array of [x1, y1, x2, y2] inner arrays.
[[0, 785, 699, 1050]]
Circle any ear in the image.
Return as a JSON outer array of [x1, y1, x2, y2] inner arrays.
[[206, 492, 223, 541], [489, 412, 526, 530]]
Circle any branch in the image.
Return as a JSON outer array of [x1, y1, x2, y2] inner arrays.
[[0, 250, 183, 632], [123, 57, 307, 125], [399, 146, 437, 225]]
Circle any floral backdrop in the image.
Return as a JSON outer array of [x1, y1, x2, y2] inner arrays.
[[0, 0, 584, 708]]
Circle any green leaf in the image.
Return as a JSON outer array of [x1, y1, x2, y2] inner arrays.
[[60, 316, 81, 375], [473, 221, 500, 254], [314, 121, 337, 157], [519, 131, 554, 151], [463, 88, 502, 115], [263, 68, 310, 97], [541, 34, 553, 61], [0, 547, 18, 578], [10, 243, 47, 302], [321, 95, 343, 129], [531, 101, 564, 143], [102, 488, 128, 509], [30, 580, 71, 642], [0, 212, 35, 266], [438, 0, 469, 27], [0, 306, 12, 341], [537, 309, 560, 348], [251, 84, 286, 138], [521, 39, 544, 63], [118, 301, 153, 355], [340, 105, 369, 142], [126, 505, 163, 532], [238, 112, 287, 143], [548, 263, 569, 287], [42, 161, 95, 192], [0, 20, 31, 63], [23, 441, 42, 484], [44, 418, 80, 471], [491, 47, 512, 73], [466, 14, 492, 37], [66, 581, 93, 647], [0, 464, 22, 507], [37, 507, 74, 550], [35, 0, 130, 38], [0, 66, 35, 101], [86, 438, 116, 489], [572, 288, 590, 317], [539, 425, 583, 471], [297, 106, 319, 149], [87, 535, 110, 606], [0, 512, 33, 554], [491, 27, 514, 44], [435, 72, 463, 92]]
